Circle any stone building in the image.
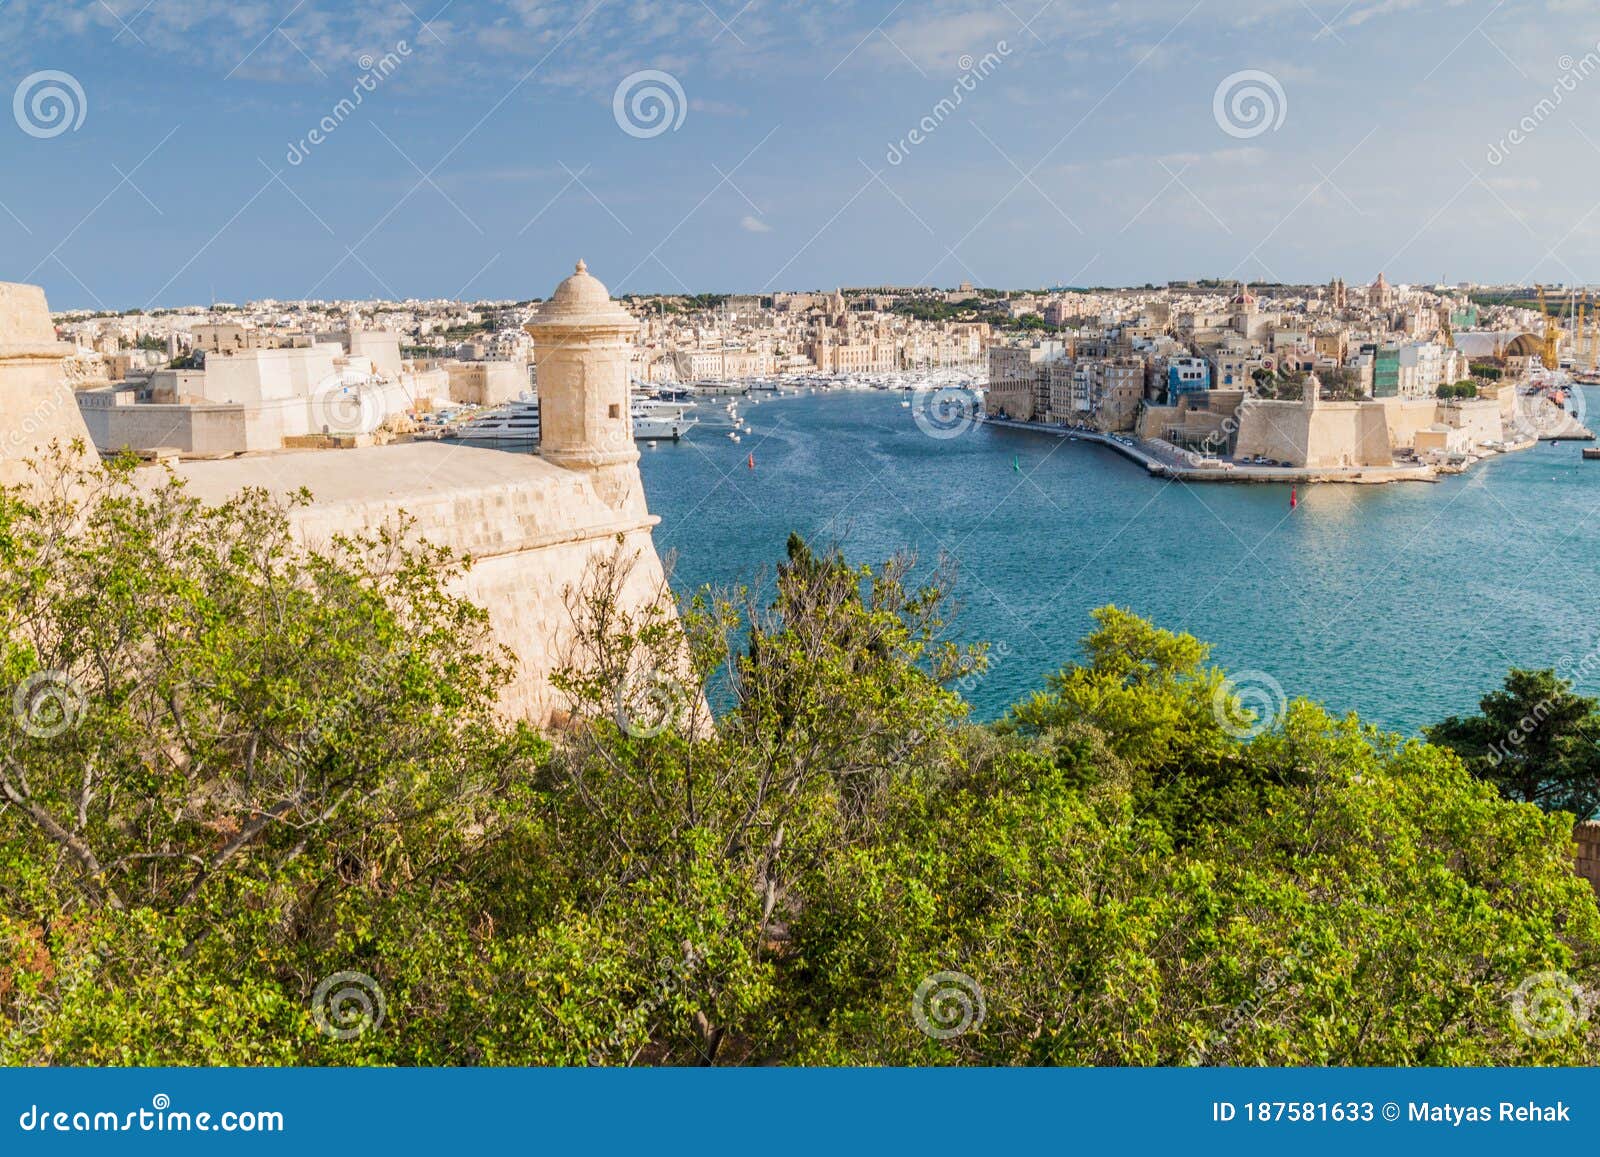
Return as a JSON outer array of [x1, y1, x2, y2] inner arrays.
[[1369, 272, 1395, 310], [0, 265, 671, 727], [76, 326, 441, 455]]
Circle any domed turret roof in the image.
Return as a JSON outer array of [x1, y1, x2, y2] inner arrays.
[[550, 259, 610, 307], [528, 259, 634, 331]]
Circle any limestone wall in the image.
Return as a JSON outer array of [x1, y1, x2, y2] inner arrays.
[[0, 282, 57, 346], [0, 282, 95, 487], [168, 441, 668, 726], [1232, 400, 1311, 463], [1235, 399, 1404, 467], [986, 380, 1038, 422], [448, 361, 527, 406], [348, 331, 403, 378], [78, 392, 248, 454], [1355, 402, 1395, 464], [200, 345, 341, 405], [1576, 821, 1600, 893], [1304, 406, 1359, 467], [80, 375, 424, 455], [1444, 398, 1502, 445], [1373, 397, 1442, 449]]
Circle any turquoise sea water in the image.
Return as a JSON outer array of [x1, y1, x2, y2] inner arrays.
[[637, 389, 1600, 735]]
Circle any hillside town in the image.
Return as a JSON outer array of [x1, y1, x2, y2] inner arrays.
[[47, 273, 1594, 477]]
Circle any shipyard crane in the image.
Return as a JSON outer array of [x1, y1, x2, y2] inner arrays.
[[1585, 291, 1598, 373], [1537, 285, 1561, 370]]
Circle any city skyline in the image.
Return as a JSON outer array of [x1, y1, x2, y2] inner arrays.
[[3, 1, 1600, 309]]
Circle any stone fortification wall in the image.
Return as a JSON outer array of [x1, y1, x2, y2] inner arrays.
[[0, 282, 95, 486], [169, 443, 666, 725], [1576, 821, 1600, 893], [1444, 398, 1503, 444], [1232, 399, 1312, 463], [1, 268, 675, 730], [77, 392, 248, 455], [1235, 399, 1407, 467], [1372, 397, 1442, 449], [448, 361, 526, 406]]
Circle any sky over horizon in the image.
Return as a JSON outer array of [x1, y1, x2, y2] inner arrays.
[[0, 0, 1597, 309]]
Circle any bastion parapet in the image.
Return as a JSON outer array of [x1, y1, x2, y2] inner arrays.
[[0, 281, 96, 487], [0, 267, 669, 727]]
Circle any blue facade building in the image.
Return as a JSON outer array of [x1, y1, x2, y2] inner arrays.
[[1167, 358, 1210, 398]]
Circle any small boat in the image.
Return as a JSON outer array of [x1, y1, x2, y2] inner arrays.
[[1582, 447, 1600, 460]]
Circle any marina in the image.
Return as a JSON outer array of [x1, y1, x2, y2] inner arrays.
[[427, 367, 984, 449], [438, 393, 700, 447]]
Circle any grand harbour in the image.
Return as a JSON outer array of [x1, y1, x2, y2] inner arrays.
[[32, 272, 1600, 731], [17, 0, 1600, 1105]]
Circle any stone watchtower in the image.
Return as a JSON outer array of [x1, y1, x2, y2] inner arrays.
[[1304, 369, 1323, 410], [525, 260, 645, 519], [0, 281, 94, 489]]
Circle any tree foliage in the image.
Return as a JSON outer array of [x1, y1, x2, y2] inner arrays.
[[1, 454, 1595, 1066], [1425, 667, 1600, 817]]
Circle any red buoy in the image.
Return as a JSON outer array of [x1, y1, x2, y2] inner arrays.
[[1290, 486, 1298, 509], [748, 451, 755, 470]]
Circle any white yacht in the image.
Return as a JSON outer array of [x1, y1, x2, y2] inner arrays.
[[447, 397, 541, 446], [448, 395, 698, 445], [632, 399, 698, 441]]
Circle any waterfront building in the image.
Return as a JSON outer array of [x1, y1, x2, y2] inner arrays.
[[1167, 357, 1211, 399], [987, 344, 1063, 422], [1395, 340, 1467, 397]]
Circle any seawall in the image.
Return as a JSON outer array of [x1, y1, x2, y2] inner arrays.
[[982, 417, 1438, 484]]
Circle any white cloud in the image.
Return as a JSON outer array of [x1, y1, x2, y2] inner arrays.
[[740, 215, 772, 233]]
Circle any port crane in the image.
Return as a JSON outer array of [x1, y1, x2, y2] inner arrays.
[[1537, 285, 1561, 370]]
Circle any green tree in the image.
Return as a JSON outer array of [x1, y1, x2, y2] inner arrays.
[[2, 462, 1595, 1067], [0, 446, 544, 1063], [783, 614, 1600, 1065], [1425, 668, 1600, 817]]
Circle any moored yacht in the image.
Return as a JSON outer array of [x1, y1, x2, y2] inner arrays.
[[632, 399, 698, 441], [448, 394, 698, 445], [445, 396, 541, 446]]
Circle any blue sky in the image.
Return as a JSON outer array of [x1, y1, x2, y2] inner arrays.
[[0, 0, 1596, 308]]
